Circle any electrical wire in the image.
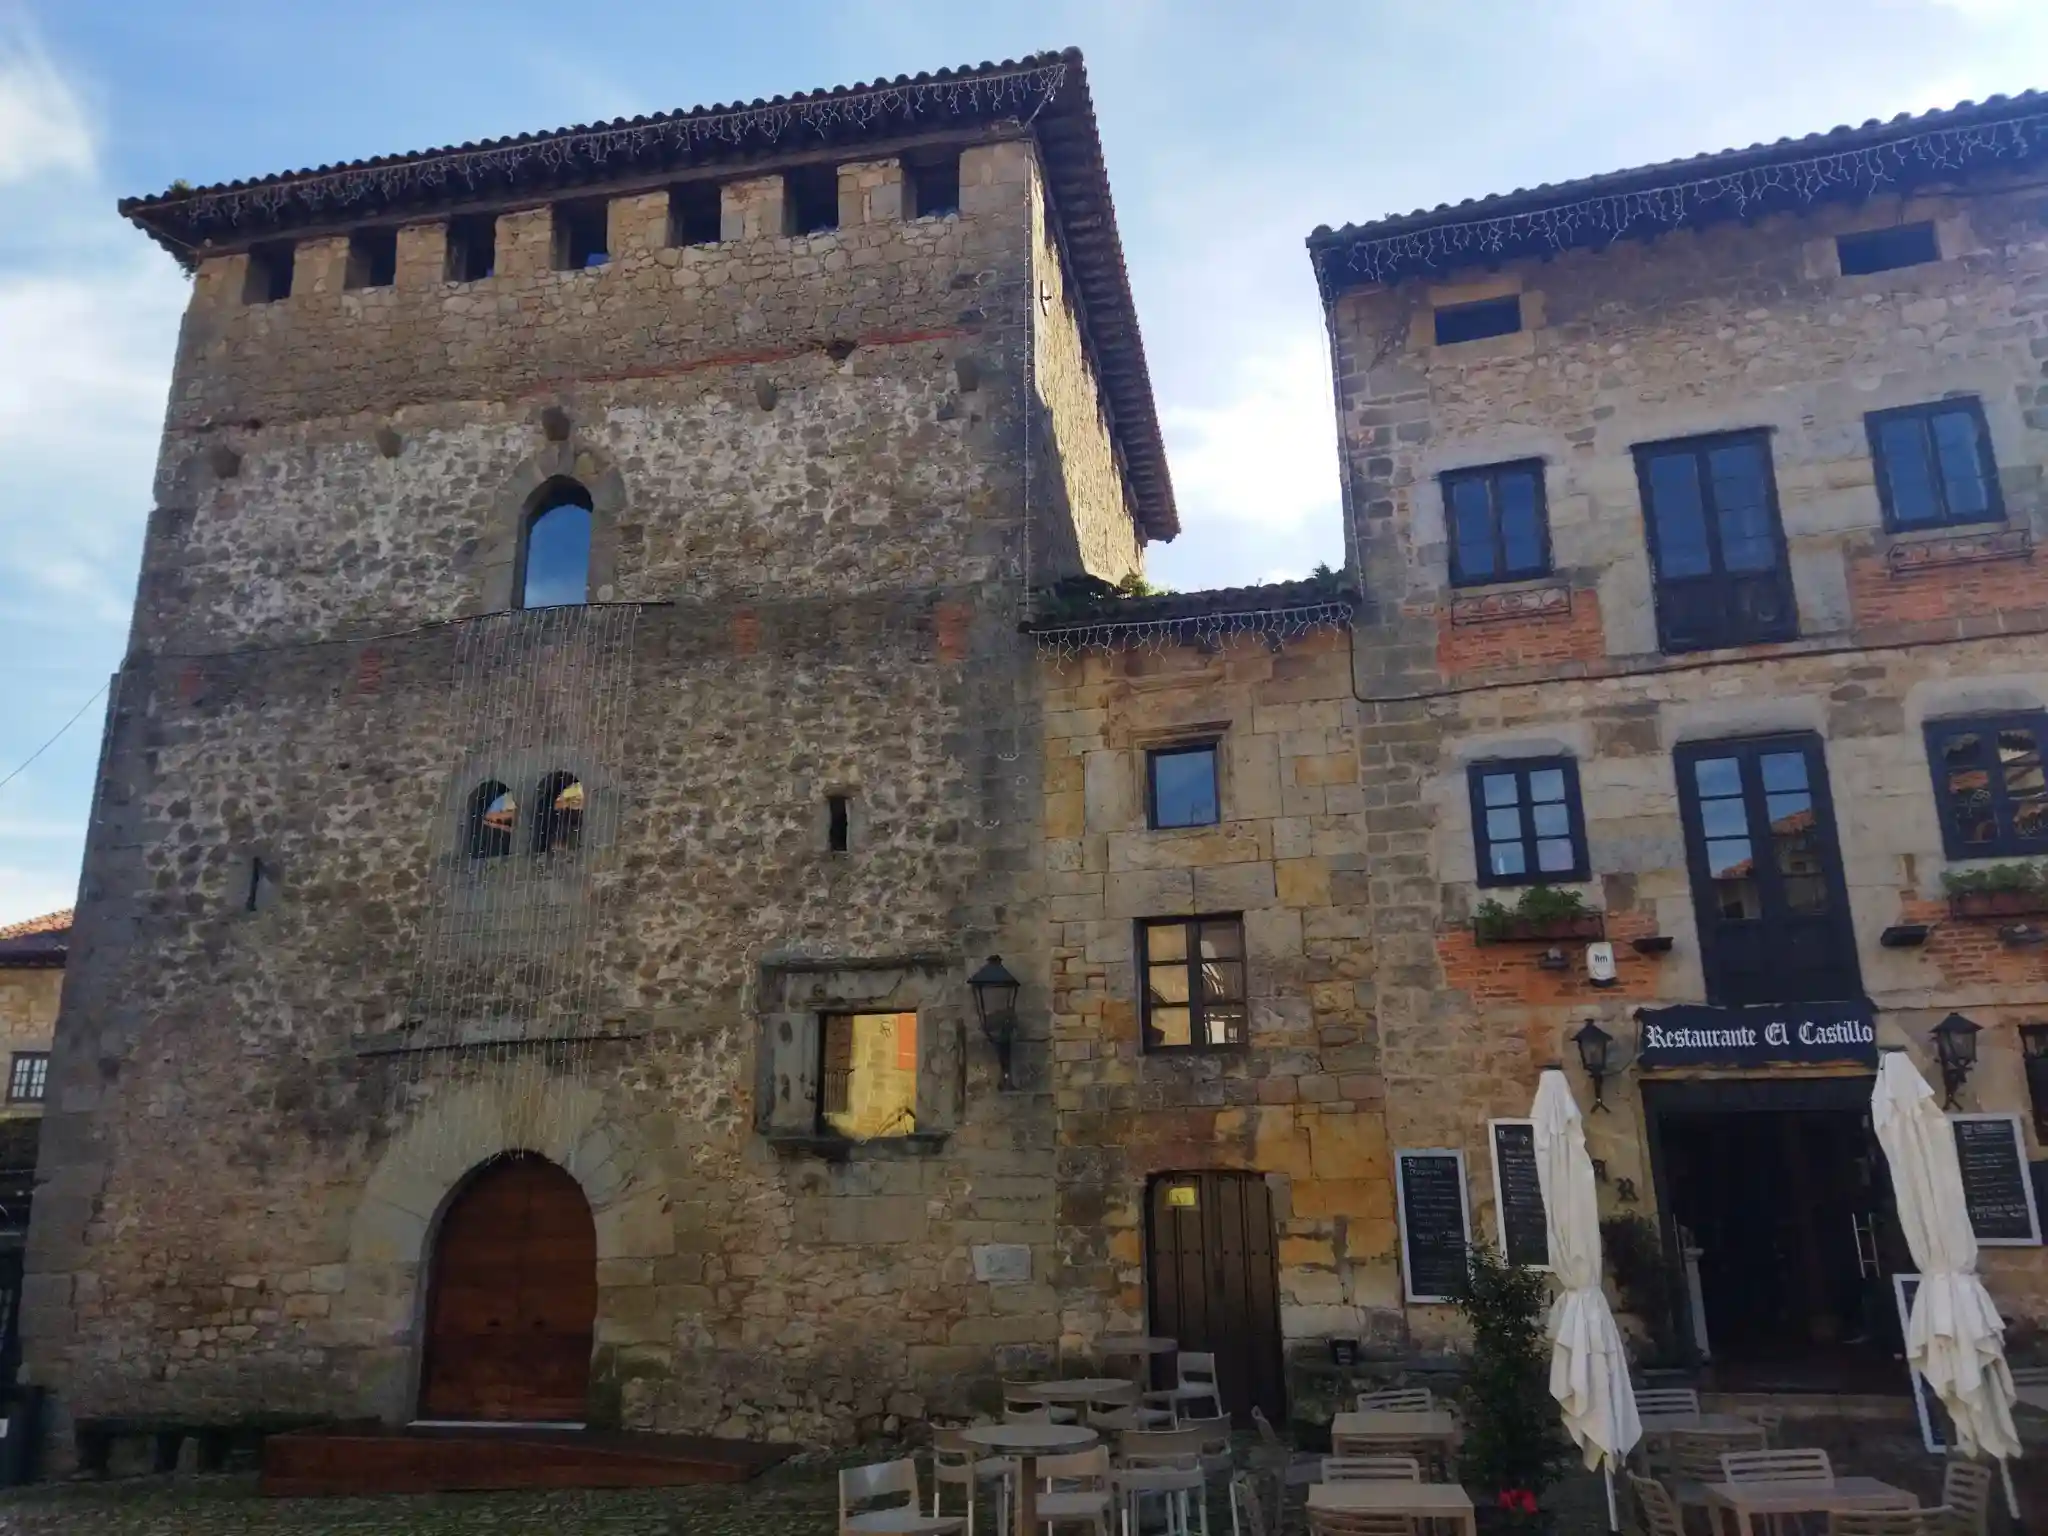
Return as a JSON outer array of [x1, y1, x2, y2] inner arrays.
[[0, 681, 109, 794]]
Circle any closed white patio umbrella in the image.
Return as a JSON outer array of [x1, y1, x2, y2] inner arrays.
[[1532, 1067, 1641, 1531], [1871, 1050, 2022, 1514]]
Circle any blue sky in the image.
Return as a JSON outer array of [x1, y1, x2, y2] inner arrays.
[[0, 0, 2043, 924]]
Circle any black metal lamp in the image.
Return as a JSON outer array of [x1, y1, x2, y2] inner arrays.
[[1932, 1012, 1982, 1109], [968, 955, 1022, 1091], [2020, 1022, 2048, 1138], [1571, 1019, 1616, 1112]]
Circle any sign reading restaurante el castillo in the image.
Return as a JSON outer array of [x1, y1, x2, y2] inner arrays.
[[1634, 1002, 1878, 1069]]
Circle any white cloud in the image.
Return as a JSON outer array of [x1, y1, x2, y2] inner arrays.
[[1160, 330, 1339, 534], [0, 11, 92, 186]]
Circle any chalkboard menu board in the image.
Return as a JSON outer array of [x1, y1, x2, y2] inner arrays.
[[1488, 1120, 1550, 1270], [1951, 1114, 2042, 1246], [1396, 1149, 1472, 1303]]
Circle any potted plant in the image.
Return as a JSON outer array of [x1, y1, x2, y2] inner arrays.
[[1452, 1242, 1570, 1532], [1943, 862, 2048, 919], [1473, 885, 1606, 945]]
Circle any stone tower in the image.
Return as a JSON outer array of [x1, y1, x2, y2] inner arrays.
[[26, 50, 1173, 1450]]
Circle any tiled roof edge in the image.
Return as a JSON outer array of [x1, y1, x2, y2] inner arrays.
[[1308, 89, 2048, 296]]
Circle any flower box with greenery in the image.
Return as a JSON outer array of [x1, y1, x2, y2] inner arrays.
[[1942, 861, 2048, 919], [1453, 1242, 1570, 1533], [1473, 885, 1606, 945]]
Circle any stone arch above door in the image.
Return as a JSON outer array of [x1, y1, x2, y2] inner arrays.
[[334, 1077, 665, 1423]]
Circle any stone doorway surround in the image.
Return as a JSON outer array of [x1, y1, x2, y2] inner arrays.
[[335, 1076, 665, 1425]]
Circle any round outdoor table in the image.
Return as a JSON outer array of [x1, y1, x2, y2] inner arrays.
[[1027, 1378, 1136, 1405], [961, 1422, 1097, 1536]]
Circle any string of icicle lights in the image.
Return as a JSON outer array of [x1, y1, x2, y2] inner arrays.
[[1316, 108, 2048, 289], [137, 62, 1068, 239], [1032, 601, 1355, 668]]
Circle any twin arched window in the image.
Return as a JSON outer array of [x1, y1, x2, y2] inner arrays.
[[520, 479, 592, 609], [468, 774, 584, 860]]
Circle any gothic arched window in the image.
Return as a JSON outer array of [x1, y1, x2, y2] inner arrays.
[[519, 480, 593, 609], [468, 782, 517, 859], [532, 773, 584, 855]]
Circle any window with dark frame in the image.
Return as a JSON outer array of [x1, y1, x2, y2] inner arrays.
[[1925, 714, 2048, 860], [1443, 460, 1550, 586], [1147, 743, 1220, 830], [1675, 735, 1860, 1006], [553, 201, 610, 270], [445, 214, 497, 282], [1139, 915, 1247, 1052], [6, 1054, 47, 1104], [816, 1012, 918, 1139], [669, 181, 723, 246], [1433, 295, 1521, 346], [243, 242, 295, 304], [785, 164, 841, 234], [1634, 429, 1797, 654], [344, 228, 398, 290], [1469, 757, 1589, 886], [1837, 222, 1940, 277], [1866, 398, 2003, 532]]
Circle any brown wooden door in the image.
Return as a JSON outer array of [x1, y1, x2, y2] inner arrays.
[[418, 1155, 596, 1422], [1146, 1171, 1285, 1424]]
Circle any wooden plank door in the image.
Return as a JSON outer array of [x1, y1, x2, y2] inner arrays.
[[418, 1155, 596, 1422], [1146, 1171, 1285, 1424]]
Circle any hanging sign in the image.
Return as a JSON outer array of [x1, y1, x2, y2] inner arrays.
[[1395, 1149, 1471, 1304], [1635, 1000, 1877, 1070], [1487, 1119, 1550, 1271], [1950, 1114, 2042, 1246]]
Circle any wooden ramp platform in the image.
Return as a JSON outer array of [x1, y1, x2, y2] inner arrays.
[[261, 1423, 791, 1497]]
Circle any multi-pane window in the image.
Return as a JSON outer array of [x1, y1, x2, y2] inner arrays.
[[817, 1012, 918, 1139], [1148, 744, 1220, 829], [1468, 758, 1588, 886], [1140, 916, 1247, 1052], [6, 1054, 47, 1104], [1925, 714, 2048, 860], [1635, 430, 1796, 654], [1443, 461, 1549, 586], [1676, 735, 1859, 1006], [1866, 399, 2002, 532]]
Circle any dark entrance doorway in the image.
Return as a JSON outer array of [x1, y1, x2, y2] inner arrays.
[[418, 1154, 597, 1423], [1145, 1171, 1285, 1423], [1646, 1077, 1905, 1392]]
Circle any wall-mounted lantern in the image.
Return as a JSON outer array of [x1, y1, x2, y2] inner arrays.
[[2019, 1022, 2048, 1139], [1571, 1019, 1616, 1112], [1932, 1012, 1983, 1109], [968, 954, 1021, 1091]]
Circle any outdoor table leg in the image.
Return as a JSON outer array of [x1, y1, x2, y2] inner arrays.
[[1013, 1451, 1037, 1536]]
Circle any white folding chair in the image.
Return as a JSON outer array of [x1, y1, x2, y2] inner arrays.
[[839, 1458, 968, 1535]]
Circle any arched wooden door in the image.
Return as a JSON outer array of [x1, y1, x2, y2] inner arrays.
[[418, 1155, 596, 1422]]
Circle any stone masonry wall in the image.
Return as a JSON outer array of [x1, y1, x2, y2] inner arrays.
[[1042, 625, 1402, 1352], [27, 131, 1135, 1451], [1328, 179, 2048, 1337], [0, 965, 57, 1136]]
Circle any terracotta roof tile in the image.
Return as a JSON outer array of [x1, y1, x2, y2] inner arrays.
[[0, 909, 69, 942]]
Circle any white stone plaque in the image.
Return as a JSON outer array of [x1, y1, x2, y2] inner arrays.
[[972, 1243, 1032, 1283]]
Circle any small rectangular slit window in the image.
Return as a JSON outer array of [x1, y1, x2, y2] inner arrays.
[[907, 151, 962, 219], [554, 201, 610, 270], [1837, 222, 1940, 276], [828, 795, 850, 853], [670, 181, 723, 246], [345, 228, 397, 289], [445, 215, 496, 282], [1434, 294, 1521, 346], [243, 242, 295, 304], [786, 164, 841, 235], [246, 857, 265, 913]]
